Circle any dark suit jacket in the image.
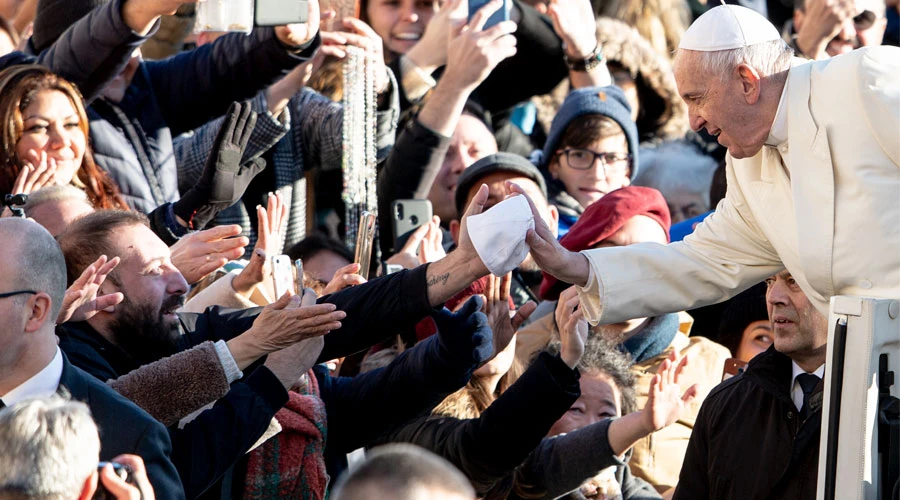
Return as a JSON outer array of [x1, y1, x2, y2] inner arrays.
[[59, 354, 184, 500]]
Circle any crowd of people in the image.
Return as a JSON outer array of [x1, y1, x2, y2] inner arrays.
[[0, 0, 897, 498]]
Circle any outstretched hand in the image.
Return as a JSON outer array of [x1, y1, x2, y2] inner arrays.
[[641, 351, 699, 434], [57, 255, 124, 324], [484, 273, 536, 361], [555, 286, 589, 368], [442, 0, 518, 93], [174, 102, 266, 230], [232, 192, 289, 298], [170, 225, 248, 284]]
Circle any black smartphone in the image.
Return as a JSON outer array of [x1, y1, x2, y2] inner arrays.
[[354, 212, 377, 280], [392, 199, 432, 253], [255, 0, 309, 26], [467, 0, 510, 30], [93, 462, 138, 500]]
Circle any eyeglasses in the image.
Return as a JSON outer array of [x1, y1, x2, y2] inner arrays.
[[0, 290, 37, 300], [557, 148, 631, 175]]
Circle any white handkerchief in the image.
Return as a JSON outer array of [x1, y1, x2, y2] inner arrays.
[[467, 195, 535, 276]]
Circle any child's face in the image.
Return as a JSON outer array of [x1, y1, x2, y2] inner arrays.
[[549, 134, 631, 209]]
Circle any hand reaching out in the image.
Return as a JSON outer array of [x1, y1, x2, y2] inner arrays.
[[322, 262, 367, 295], [232, 192, 289, 298], [405, 0, 468, 72], [442, 0, 518, 93], [547, 0, 598, 59], [483, 273, 536, 361], [641, 351, 699, 434], [57, 255, 124, 324], [555, 286, 589, 368], [385, 216, 447, 270], [170, 225, 249, 284]]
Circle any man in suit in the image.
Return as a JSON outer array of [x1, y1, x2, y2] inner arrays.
[[673, 271, 828, 499], [512, 4, 899, 327], [0, 218, 184, 499]]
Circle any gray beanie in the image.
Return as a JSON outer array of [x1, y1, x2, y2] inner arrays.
[[540, 85, 640, 180], [454, 152, 548, 216], [32, 0, 109, 54]]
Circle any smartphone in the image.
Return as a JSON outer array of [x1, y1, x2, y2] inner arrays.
[[271, 255, 295, 299], [468, 0, 511, 29], [293, 258, 304, 293], [354, 212, 377, 280], [255, 0, 309, 26], [392, 199, 432, 253], [722, 357, 748, 381], [93, 462, 136, 500]]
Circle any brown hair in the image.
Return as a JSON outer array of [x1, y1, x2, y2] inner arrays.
[[57, 210, 149, 286], [0, 65, 128, 210], [431, 358, 524, 419], [557, 114, 627, 151]]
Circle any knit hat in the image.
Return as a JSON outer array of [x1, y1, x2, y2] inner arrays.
[[454, 152, 548, 217], [717, 282, 769, 355], [540, 186, 670, 300], [32, 0, 108, 54], [540, 86, 640, 180]]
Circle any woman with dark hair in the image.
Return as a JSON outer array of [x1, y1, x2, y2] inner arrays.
[[0, 64, 128, 211]]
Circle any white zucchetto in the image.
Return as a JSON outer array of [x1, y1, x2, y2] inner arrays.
[[679, 4, 782, 51]]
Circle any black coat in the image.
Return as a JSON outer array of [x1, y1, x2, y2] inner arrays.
[[59, 266, 437, 499], [87, 29, 320, 213], [59, 353, 184, 500], [673, 345, 823, 500]]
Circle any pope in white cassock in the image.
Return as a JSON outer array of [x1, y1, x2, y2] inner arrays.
[[515, 4, 900, 324]]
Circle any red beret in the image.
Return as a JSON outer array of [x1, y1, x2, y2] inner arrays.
[[540, 186, 671, 300]]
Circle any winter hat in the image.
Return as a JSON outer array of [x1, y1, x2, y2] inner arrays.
[[32, 0, 108, 54], [717, 282, 769, 355], [454, 152, 548, 217], [540, 86, 640, 180], [540, 186, 670, 300]]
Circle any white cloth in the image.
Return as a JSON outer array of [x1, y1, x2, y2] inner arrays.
[[1, 347, 64, 406], [790, 362, 825, 412], [679, 4, 782, 51], [577, 46, 900, 325], [467, 195, 535, 276]]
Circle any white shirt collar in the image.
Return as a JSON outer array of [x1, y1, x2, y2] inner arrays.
[[790, 360, 825, 412], [765, 82, 789, 147], [1, 347, 64, 407]]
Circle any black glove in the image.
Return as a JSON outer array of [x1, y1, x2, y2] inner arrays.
[[432, 295, 494, 374], [174, 101, 266, 229]]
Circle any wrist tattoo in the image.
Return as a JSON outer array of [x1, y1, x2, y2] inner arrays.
[[427, 272, 450, 288]]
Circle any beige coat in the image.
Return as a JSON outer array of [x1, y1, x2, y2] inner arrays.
[[578, 46, 900, 324]]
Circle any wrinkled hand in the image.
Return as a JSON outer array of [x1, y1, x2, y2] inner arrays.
[[484, 273, 536, 361], [555, 286, 589, 368], [275, 0, 321, 48], [507, 181, 590, 287], [442, 0, 518, 93], [57, 255, 124, 324], [641, 351, 699, 434], [243, 291, 346, 354], [173, 102, 266, 230], [322, 262, 367, 295], [98, 454, 155, 500], [264, 289, 329, 388], [232, 192, 288, 298], [432, 295, 494, 367], [170, 225, 248, 284], [547, 0, 597, 59], [405, 0, 468, 72], [796, 0, 856, 59]]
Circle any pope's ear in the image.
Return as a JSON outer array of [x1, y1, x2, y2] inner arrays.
[[737, 63, 762, 104]]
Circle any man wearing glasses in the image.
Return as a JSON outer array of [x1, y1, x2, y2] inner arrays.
[[536, 85, 638, 237], [0, 218, 184, 499], [790, 0, 887, 60]]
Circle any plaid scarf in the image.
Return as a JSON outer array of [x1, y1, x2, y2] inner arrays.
[[243, 370, 329, 499]]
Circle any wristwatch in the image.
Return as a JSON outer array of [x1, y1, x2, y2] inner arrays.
[[564, 43, 604, 72]]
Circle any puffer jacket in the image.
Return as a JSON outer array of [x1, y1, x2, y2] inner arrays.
[[87, 29, 320, 214]]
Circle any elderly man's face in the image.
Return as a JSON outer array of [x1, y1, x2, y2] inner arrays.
[[674, 51, 772, 159]]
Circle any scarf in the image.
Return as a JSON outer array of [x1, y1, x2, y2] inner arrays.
[[243, 370, 329, 499], [620, 313, 680, 363]]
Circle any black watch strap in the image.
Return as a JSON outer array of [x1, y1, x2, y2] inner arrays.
[[565, 44, 604, 72]]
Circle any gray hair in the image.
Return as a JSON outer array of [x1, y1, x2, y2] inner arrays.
[[0, 218, 67, 321], [676, 39, 794, 80], [332, 444, 475, 500], [24, 185, 92, 211], [0, 395, 100, 500]]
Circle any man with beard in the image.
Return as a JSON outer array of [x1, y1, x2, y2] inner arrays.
[[674, 270, 828, 499], [450, 152, 558, 309]]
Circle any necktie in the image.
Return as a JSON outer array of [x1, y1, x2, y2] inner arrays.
[[0, 398, 6, 410], [797, 373, 820, 420]]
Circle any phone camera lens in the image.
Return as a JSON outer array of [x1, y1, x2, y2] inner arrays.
[[410, 215, 418, 224]]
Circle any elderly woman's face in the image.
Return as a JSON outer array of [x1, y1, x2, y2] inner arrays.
[[548, 371, 621, 436], [15, 89, 86, 186]]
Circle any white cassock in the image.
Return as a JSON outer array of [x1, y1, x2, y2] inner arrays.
[[578, 45, 900, 325]]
